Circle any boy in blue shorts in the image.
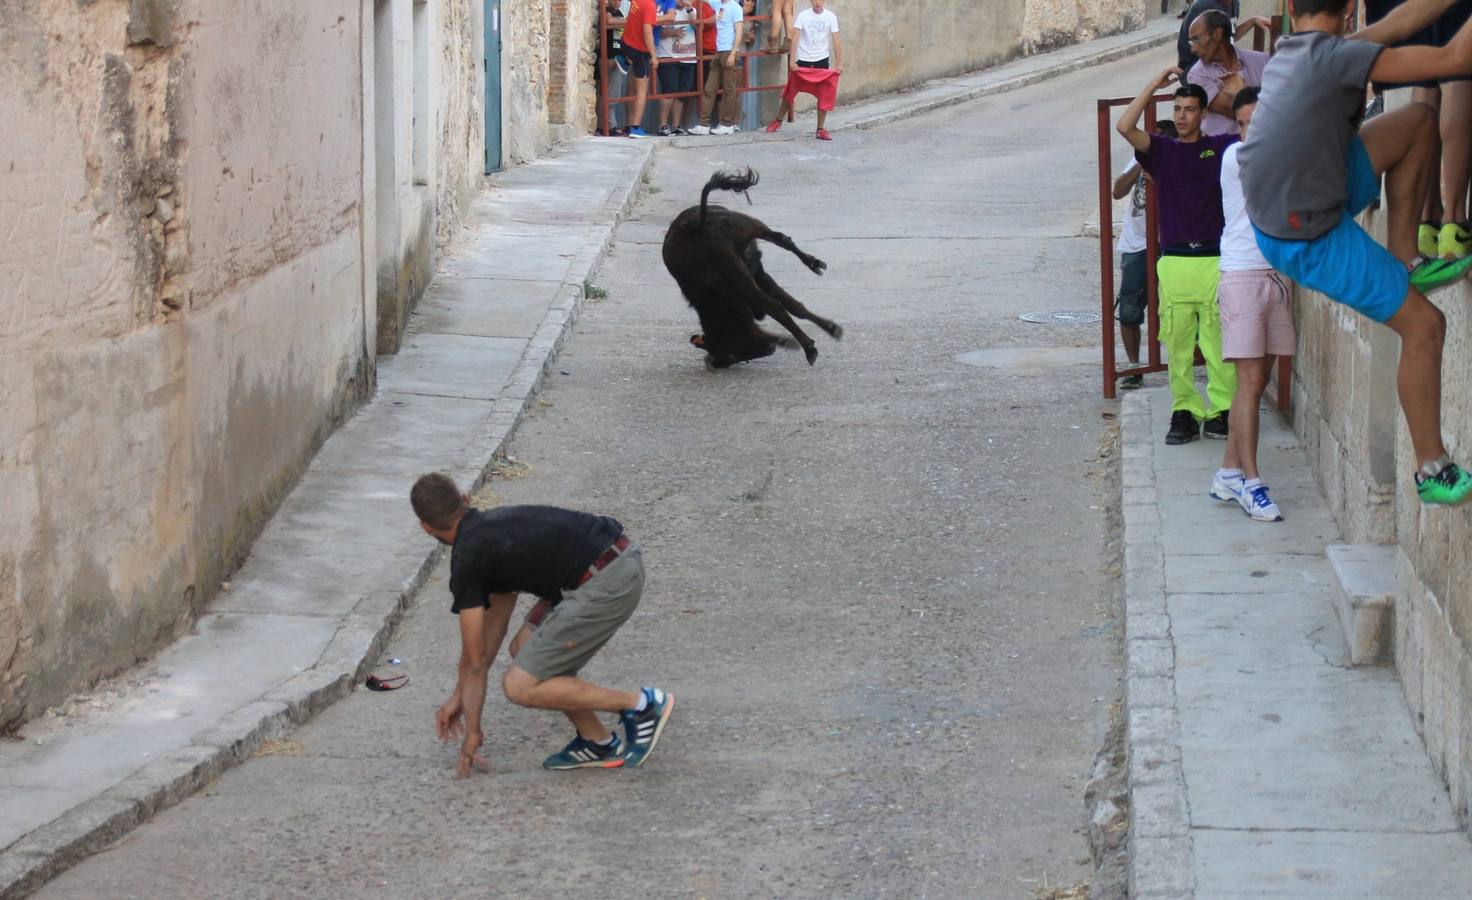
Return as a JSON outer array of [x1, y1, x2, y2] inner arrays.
[[1239, 0, 1472, 505]]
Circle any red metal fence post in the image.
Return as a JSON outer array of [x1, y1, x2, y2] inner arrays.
[[1099, 99, 1118, 401], [600, 9, 611, 136]]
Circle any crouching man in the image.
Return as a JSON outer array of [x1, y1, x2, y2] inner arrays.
[[410, 473, 674, 776]]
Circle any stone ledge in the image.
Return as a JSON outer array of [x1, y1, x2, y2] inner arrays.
[[1327, 543, 1395, 666]]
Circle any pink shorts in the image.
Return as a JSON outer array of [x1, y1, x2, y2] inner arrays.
[[1218, 269, 1295, 360]]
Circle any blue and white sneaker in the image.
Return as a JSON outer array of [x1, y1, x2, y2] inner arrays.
[[626, 126, 649, 138], [1237, 482, 1284, 522], [1209, 471, 1244, 502], [620, 687, 674, 768], [543, 733, 625, 770]]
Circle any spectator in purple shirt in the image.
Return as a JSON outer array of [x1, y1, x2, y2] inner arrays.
[[1187, 9, 1270, 135], [1117, 68, 1239, 445]]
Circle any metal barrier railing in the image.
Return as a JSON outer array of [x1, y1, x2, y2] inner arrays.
[[1097, 16, 1290, 406], [598, 5, 796, 135]]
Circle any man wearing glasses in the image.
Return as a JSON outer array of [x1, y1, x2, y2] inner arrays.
[[1188, 9, 1271, 134]]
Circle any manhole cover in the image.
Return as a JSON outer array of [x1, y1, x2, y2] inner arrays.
[[1019, 309, 1102, 324]]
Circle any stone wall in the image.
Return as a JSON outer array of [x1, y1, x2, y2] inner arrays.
[[1023, 0, 1150, 57], [505, 0, 555, 163], [1289, 92, 1472, 829], [0, 0, 482, 730], [436, 0, 485, 246]]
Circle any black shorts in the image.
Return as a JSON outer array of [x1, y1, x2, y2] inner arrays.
[[797, 57, 830, 69], [1365, 0, 1467, 88], [657, 62, 696, 94], [626, 48, 651, 78], [1116, 250, 1148, 327]]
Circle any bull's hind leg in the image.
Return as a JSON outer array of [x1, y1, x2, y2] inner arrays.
[[717, 247, 820, 364], [758, 229, 827, 276], [745, 244, 843, 341]]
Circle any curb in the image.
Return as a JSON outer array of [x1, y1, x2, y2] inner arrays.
[[0, 144, 657, 900], [666, 22, 1174, 150], [1119, 391, 1196, 898]]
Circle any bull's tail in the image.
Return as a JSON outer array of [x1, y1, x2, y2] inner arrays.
[[699, 168, 759, 224]]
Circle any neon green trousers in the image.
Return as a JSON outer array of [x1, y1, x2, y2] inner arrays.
[[1157, 255, 1235, 419]]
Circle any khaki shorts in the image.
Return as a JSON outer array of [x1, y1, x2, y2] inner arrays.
[[514, 544, 644, 680], [1219, 269, 1295, 360]]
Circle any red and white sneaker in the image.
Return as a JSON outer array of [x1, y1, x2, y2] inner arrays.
[[815, 128, 832, 141], [765, 119, 782, 133]]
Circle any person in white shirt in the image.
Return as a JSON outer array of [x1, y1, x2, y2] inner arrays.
[[1110, 120, 1177, 389], [655, 0, 700, 135], [764, 0, 842, 139], [1209, 86, 1293, 522]]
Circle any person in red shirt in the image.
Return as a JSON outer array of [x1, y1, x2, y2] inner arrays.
[[620, 0, 658, 136]]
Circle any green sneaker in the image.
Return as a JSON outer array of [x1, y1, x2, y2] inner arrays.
[[1420, 222, 1442, 260], [1416, 462, 1472, 506], [1439, 222, 1472, 260], [1409, 256, 1472, 294]]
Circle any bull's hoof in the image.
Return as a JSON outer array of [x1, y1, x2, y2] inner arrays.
[[809, 257, 827, 275], [830, 323, 844, 340], [704, 355, 719, 372], [804, 345, 819, 366]]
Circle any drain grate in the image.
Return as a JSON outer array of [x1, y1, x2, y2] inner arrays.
[[1019, 309, 1102, 325]]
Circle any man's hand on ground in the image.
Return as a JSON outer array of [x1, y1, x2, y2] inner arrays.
[[436, 695, 465, 741], [457, 730, 490, 778]]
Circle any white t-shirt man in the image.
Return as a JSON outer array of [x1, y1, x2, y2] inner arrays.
[[793, 6, 839, 63], [656, 5, 696, 59], [1118, 163, 1147, 255], [1218, 142, 1269, 272]]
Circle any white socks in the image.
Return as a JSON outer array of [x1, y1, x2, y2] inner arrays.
[[1419, 454, 1452, 481]]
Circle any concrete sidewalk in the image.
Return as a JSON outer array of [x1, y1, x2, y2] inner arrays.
[[1121, 389, 1472, 897], [0, 21, 1177, 898]]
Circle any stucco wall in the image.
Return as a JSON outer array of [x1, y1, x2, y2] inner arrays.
[[1289, 97, 1472, 829], [0, 0, 482, 729]]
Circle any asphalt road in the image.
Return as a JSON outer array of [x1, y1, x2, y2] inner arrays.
[[41, 49, 1165, 900]]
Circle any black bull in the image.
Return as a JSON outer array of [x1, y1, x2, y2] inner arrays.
[[661, 169, 843, 369]]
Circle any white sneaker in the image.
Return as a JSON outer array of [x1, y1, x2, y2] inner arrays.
[[711, 124, 735, 135], [1209, 472, 1243, 502], [688, 125, 711, 135], [1237, 482, 1284, 522]]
